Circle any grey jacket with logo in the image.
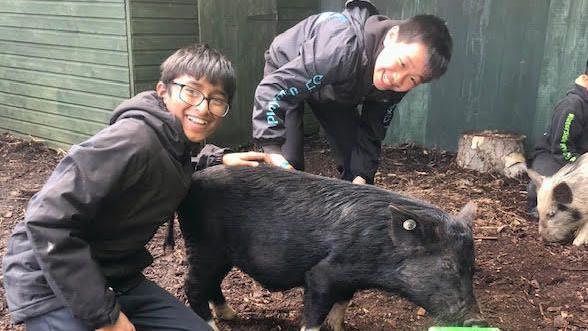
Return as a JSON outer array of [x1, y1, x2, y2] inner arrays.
[[252, 0, 406, 181], [2, 91, 227, 329]]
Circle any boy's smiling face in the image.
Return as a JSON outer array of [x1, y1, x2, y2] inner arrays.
[[157, 74, 227, 142], [373, 26, 429, 92]]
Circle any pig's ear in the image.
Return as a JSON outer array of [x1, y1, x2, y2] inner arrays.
[[527, 168, 545, 188], [553, 182, 573, 204], [457, 202, 477, 227]]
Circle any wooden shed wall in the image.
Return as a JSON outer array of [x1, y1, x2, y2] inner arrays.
[[199, 0, 320, 147], [323, 0, 588, 152], [130, 0, 199, 94], [0, 0, 131, 150]]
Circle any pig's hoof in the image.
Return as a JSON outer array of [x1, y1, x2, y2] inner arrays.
[[324, 311, 346, 331], [300, 326, 320, 331], [325, 319, 345, 331], [210, 302, 237, 320], [325, 301, 347, 331], [207, 319, 221, 331], [572, 236, 587, 246]]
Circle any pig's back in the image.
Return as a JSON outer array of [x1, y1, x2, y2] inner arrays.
[[182, 165, 396, 289]]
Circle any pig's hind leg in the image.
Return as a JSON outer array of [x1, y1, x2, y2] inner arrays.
[[185, 249, 233, 329], [301, 261, 353, 331]]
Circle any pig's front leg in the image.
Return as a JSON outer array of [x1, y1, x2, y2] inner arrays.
[[572, 221, 588, 246], [301, 262, 353, 331], [325, 300, 350, 331]]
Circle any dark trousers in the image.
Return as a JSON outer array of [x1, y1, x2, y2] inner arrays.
[[281, 101, 359, 181], [527, 152, 564, 210], [24, 278, 212, 331]]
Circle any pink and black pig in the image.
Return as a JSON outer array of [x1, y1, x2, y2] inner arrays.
[[528, 152, 588, 246]]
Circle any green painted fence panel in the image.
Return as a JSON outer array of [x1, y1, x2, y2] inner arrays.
[[199, 0, 320, 147], [129, 0, 199, 94], [323, 0, 586, 152], [2, 0, 587, 152], [0, 54, 130, 83], [1, 13, 127, 35], [0, 92, 111, 123], [0, 0, 198, 148], [0, 41, 129, 66], [0, 67, 129, 98], [1, 1, 125, 19], [533, 0, 588, 143], [0, 105, 105, 136]]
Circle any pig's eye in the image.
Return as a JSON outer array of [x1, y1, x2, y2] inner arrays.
[[403, 219, 417, 231]]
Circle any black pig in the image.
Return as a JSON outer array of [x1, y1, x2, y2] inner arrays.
[[178, 165, 486, 331]]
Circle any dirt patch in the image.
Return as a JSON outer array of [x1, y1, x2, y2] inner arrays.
[[1, 132, 586, 331]]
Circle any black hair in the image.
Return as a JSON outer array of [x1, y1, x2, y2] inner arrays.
[[585, 57, 587, 75], [396, 14, 453, 82], [160, 44, 236, 104]]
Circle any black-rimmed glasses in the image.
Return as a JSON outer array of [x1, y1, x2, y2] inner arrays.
[[172, 82, 230, 117]]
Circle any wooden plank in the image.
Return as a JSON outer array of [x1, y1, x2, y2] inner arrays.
[[0, 41, 129, 66], [132, 35, 197, 51], [0, 13, 126, 35], [133, 50, 176, 66], [130, 2, 197, 19], [2, 1, 125, 19], [278, 0, 318, 8], [0, 27, 128, 51], [0, 54, 129, 83], [1, 104, 105, 136], [134, 82, 157, 93], [0, 80, 125, 110], [0, 91, 112, 123], [320, 0, 345, 11], [131, 18, 197, 35], [278, 8, 317, 21], [132, 0, 195, 4], [0, 67, 130, 98], [0, 117, 92, 146], [133, 65, 161, 81]]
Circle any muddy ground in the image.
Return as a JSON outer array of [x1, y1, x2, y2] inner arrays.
[[0, 132, 586, 331]]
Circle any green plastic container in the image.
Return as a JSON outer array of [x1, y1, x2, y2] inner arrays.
[[428, 327, 501, 331]]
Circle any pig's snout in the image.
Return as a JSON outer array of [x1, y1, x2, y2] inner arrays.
[[463, 316, 489, 327], [460, 303, 488, 327]]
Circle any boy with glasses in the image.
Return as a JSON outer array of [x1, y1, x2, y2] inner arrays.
[[3, 44, 272, 331], [253, 0, 453, 184]]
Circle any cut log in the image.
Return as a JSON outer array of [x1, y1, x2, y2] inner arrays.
[[457, 130, 527, 178]]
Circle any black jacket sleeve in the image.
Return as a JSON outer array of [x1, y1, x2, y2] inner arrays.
[[350, 101, 398, 183], [192, 144, 231, 171], [252, 15, 359, 150], [546, 93, 585, 164], [24, 120, 150, 329]]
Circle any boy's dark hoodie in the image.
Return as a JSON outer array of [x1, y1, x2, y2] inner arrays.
[[2, 91, 226, 329], [533, 83, 588, 167]]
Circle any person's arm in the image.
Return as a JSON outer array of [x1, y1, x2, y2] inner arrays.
[[24, 120, 149, 329], [192, 144, 231, 171], [546, 95, 585, 164], [252, 16, 357, 153], [350, 101, 399, 184]]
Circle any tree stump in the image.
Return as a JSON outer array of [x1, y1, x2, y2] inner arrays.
[[457, 130, 527, 178]]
